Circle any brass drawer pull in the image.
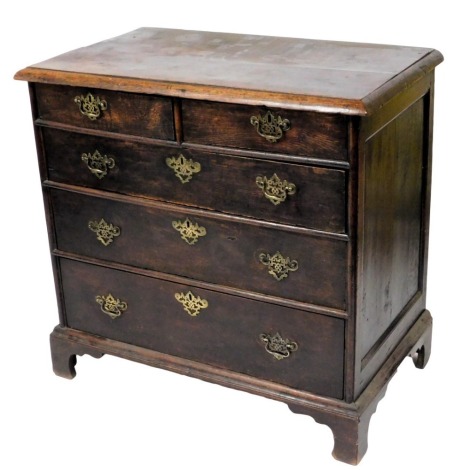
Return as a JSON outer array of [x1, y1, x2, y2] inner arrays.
[[74, 92, 107, 120], [256, 173, 296, 205], [260, 332, 298, 360], [96, 293, 128, 319], [88, 218, 121, 246], [172, 217, 206, 245], [81, 149, 115, 179], [250, 110, 290, 143], [166, 153, 201, 184], [259, 251, 298, 281], [175, 291, 208, 317]]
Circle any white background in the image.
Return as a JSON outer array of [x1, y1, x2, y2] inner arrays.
[[1, 1, 467, 468]]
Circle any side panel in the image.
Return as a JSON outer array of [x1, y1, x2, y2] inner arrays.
[[355, 94, 429, 395]]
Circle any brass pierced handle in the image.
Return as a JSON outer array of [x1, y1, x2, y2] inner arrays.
[[256, 173, 296, 205], [250, 110, 290, 143], [174, 291, 208, 317], [88, 218, 121, 246], [172, 218, 206, 245], [96, 293, 128, 319], [259, 251, 298, 281], [74, 93, 107, 120], [260, 332, 298, 360], [81, 150, 115, 179], [166, 153, 201, 183]]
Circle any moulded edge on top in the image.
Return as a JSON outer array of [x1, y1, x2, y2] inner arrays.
[[14, 49, 443, 116]]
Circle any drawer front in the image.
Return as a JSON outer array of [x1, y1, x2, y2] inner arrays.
[[60, 258, 345, 398], [44, 128, 346, 233], [182, 100, 348, 161], [50, 189, 347, 309], [35, 84, 175, 140]]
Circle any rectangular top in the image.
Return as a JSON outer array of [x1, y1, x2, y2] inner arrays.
[[15, 27, 443, 115]]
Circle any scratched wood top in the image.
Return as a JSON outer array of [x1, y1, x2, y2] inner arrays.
[[15, 27, 443, 114]]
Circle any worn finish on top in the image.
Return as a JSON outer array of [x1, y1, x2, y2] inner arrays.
[[14, 27, 443, 115]]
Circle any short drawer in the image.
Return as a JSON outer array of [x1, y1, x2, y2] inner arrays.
[[182, 100, 348, 161], [60, 258, 345, 398], [50, 188, 348, 310], [44, 128, 346, 233], [34, 84, 175, 140]]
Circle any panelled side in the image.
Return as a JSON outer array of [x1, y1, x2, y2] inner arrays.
[[355, 95, 429, 396]]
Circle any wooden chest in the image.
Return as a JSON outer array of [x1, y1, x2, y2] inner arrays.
[[15, 28, 442, 464]]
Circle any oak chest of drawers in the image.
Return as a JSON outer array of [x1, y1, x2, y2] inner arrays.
[[15, 28, 442, 465]]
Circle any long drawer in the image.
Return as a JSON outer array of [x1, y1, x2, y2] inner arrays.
[[43, 127, 346, 233], [60, 258, 345, 398], [35, 84, 175, 140], [50, 188, 348, 310], [182, 100, 349, 161]]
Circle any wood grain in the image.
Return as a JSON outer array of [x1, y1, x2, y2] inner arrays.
[[49, 187, 348, 309], [43, 127, 347, 233], [182, 99, 349, 160], [59, 257, 345, 398], [15, 28, 443, 115], [34, 83, 175, 140], [356, 98, 426, 395]]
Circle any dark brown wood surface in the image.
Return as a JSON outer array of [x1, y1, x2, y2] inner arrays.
[[43, 127, 347, 233], [49, 187, 348, 309], [15, 28, 443, 115], [182, 100, 348, 160], [355, 97, 426, 394], [35, 84, 175, 140], [59, 257, 345, 398]]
